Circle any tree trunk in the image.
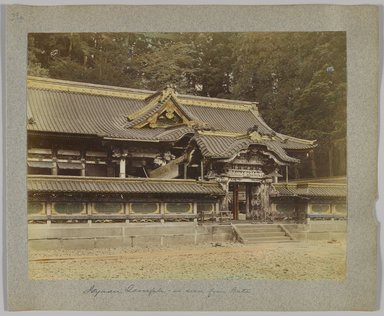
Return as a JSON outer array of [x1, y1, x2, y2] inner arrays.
[[340, 141, 346, 175], [294, 165, 300, 179], [310, 149, 317, 177], [83, 55, 88, 67], [68, 33, 73, 55]]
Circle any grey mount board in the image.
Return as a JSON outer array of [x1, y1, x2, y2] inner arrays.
[[5, 5, 379, 311]]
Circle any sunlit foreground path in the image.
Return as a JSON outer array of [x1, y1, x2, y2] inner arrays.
[[29, 240, 346, 280]]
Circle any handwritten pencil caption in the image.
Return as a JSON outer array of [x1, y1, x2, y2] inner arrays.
[[83, 284, 251, 298]]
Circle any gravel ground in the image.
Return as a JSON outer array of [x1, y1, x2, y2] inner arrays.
[[29, 240, 346, 280]]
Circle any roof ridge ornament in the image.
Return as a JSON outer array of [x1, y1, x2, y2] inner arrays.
[[162, 84, 177, 95], [248, 125, 262, 141], [143, 85, 177, 104]]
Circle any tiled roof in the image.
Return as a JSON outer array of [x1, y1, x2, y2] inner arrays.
[[155, 126, 195, 141], [27, 88, 194, 142], [125, 100, 164, 128], [27, 87, 265, 137], [193, 134, 299, 163], [279, 139, 317, 150], [289, 176, 347, 184], [28, 88, 144, 137], [263, 141, 300, 163], [27, 77, 316, 152], [179, 105, 270, 134], [108, 126, 195, 141], [274, 133, 317, 150], [273, 183, 346, 198], [194, 134, 252, 158], [28, 175, 225, 195]]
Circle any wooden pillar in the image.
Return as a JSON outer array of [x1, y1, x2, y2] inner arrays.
[[51, 160, 58, 175], [46, 201, 52, 225], [245, 183, 251, 219], [80, 150, 86, 177], [233, 183, 239, 220], [119, 157, 126, 178], [160, 203, 165, 224], [125, 203, 130, 223], [306, 203, 312, 223], [184, 163, 188, 179], [192, 202, 197, 215], [81, 160, 86, 177], [86, 202, 92, 224], [193, 202, 198, 224], [200, 161, 204, 181], [51, 151, 58, 175], [51, 148, 58, 175], [214, 202, 219, 222], [285, 165, 289, 183]]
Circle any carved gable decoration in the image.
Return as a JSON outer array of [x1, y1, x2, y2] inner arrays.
[[226, 148, 269, 165], [144, 100, 190, 128], [232, 154, 265, 166], [127, 87, 195, 129]]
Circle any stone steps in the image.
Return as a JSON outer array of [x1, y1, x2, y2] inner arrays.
[[233, 224, 295, 244], [245, 239, 297, 244], [236, 226, 282, 233], [245, 235, 291, 241], [241, 231, 286, 238]]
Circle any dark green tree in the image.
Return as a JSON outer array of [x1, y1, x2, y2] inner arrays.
[[27, 32, 347, 177], [231, 32, 346, 177]]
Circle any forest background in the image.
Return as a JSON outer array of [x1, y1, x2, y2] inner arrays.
[[28, 32, 346, 178]]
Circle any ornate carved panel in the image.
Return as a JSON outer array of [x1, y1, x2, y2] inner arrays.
[[225, 167, 265, 178]]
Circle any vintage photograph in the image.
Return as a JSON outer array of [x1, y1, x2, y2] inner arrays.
[[26, 32, 347, 280]]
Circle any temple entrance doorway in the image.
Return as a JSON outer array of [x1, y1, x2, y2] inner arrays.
[[229, 182, 266, 221]]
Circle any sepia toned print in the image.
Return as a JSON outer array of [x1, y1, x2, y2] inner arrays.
[[27, 32, 346, 280]]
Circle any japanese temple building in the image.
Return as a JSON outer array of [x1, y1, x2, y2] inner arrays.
[[27, 76, 346, 225]]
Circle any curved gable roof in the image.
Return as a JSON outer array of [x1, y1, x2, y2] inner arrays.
[[27, 77, 316, 155], [192, 133, 300, 164]]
